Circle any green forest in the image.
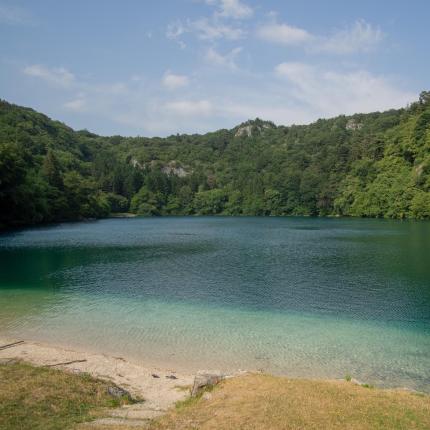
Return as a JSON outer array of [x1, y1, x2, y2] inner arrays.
[[1, 92, 429, 229]]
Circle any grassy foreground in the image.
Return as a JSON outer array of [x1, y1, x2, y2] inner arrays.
[[0, 361, 132, 430], [1, 363, 429, 430], [151, 374, 430, 430]]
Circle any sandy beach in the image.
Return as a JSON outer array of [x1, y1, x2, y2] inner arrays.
[[0, 336, 196, 426]]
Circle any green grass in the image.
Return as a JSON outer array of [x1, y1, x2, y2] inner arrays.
[[0, 361, 133, 430]]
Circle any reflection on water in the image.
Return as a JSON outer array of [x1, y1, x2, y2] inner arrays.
[[0, 217, 429, 391]]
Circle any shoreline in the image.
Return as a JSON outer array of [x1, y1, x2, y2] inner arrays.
[[2, 214, 427, 234], [2, 336, 429, 428], [2, 337, 429, 430], [1, 336, 424, 397], [0, 336, 196, 417]]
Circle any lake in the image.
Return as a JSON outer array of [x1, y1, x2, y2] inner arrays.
[[0, 217, 429, 391]]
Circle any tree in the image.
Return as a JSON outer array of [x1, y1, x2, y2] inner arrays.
[[192, 189, 228, 215], [42, 150, 63, 189], [130, 186, 160, 215]]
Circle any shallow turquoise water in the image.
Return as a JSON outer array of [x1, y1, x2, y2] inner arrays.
[[0, 217, 429, 391]]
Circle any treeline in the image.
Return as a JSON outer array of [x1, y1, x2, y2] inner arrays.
[[0, 92, 429, 228]]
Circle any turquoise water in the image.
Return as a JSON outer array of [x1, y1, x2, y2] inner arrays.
[[0, 217, 429, 391]]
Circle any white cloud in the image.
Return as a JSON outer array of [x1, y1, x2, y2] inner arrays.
[[206, 0, 253, 19], [64, 97, 86, 112], [191, 17, 245, 40], [275, 62, 314, 82], [166, 21, 186, 40], [275, 61, 414, 115], [17, 57, 415, 137], [165, 100, 213, 116], [257, 22, 313, 46], [23, 65, 75, 87], [166, 15, 246, 44], [205, 46, 242, 69], [258, 19, 383, 54], [162, 71, 189, 90], [316, 20, 384, 54]]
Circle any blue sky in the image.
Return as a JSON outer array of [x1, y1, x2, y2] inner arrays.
[[0, 0, 428, 136]]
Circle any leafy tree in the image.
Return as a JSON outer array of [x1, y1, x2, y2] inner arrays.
[[192, 189, 228, 215], [0, 93, 429, 227]]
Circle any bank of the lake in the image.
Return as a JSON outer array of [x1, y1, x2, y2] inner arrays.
[[1, 344, 429, 430]]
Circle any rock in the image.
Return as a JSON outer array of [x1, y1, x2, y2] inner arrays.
[[191, 371, 224, 397], [161, 163, 188, 178], [345, 119, 363, 131], [235, 124, 253, 137], [350, 378, 364, 386], [151, 373, 160, 378], [165, 374, 178, 380], [107, 386, 131, 398]]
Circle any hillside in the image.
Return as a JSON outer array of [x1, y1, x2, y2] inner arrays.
[[0, 93, 429, 228]]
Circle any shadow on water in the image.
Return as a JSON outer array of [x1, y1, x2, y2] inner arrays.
[[0, 241, 217, 290]]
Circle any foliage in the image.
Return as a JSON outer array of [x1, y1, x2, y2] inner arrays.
[[0, 94, 429, 228]]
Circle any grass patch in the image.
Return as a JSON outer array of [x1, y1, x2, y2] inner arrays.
[[362, 383, 375, 389], [150, 374, 430, 430], [0, 361, 133, 430]]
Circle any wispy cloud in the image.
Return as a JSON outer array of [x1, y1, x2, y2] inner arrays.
[[166, 0, 251, 46], [23, 65, 75, 87], [19, 58, 415, 136], [64, 96, 87, 112], [192, 17, 245, 40], [257, 22, 313, 46], [167, 17, 245, 43], [315, 20, 384, 54], [257, 19, 384, 55], [162, 71, 189, 90], [166, 20, 186, 39], [275, 61, 414, 114], [205, 46, 242, 69], [206, 0, 253, 20]]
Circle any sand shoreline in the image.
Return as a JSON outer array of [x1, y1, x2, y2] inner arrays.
[[0, 336, 199, 422], [2, 336, 429, 430], [1, 336, 425, 401]]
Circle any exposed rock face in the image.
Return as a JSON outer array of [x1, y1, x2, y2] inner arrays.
[[346, 119, 363, 131], [161, 164, 188, 178], [191, 371, 225, 396], [130, 158, 143, 169], [235, 124, 253, 137], [130, 158, 189, 177], [234, 119, 276, 138]]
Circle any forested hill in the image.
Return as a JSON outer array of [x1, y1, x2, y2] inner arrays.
[[1, 92, 429, 229]]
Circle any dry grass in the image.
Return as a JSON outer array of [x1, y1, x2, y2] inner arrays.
[[150, 374, 430, 430], [2, 363, 429, 430], [0, 361, 133, 430]]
